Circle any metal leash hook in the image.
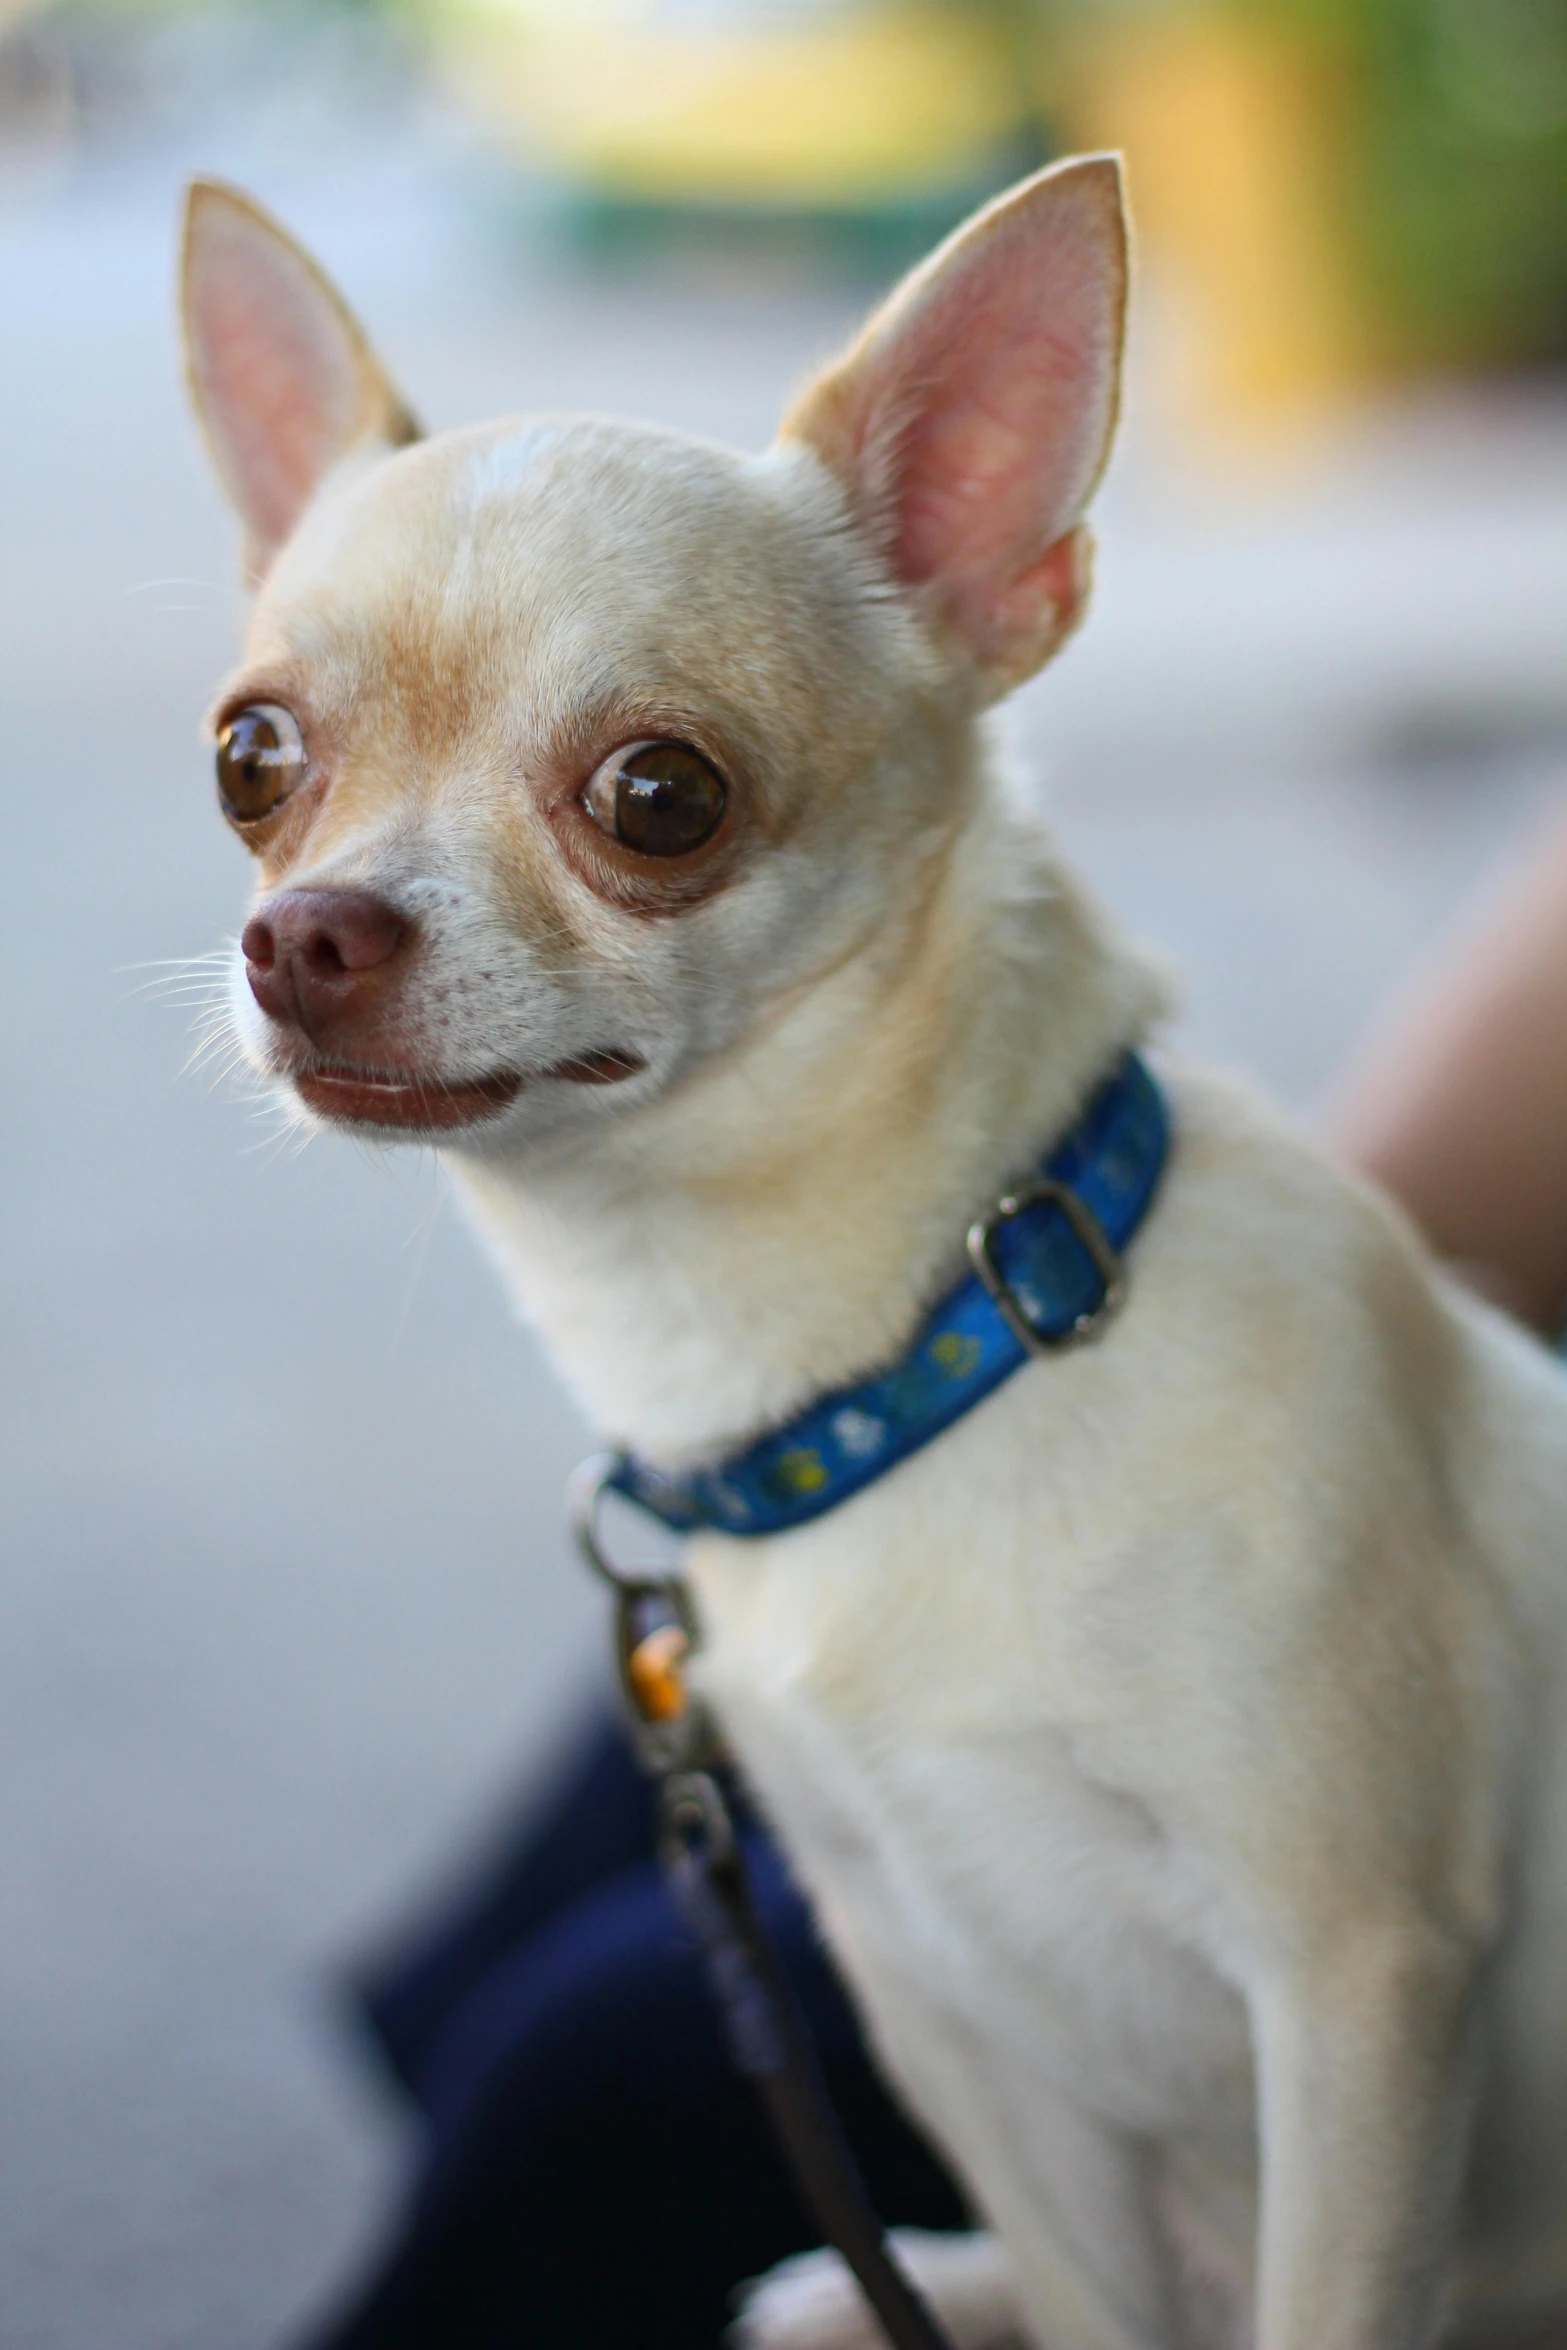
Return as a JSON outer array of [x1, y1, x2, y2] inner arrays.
[[569, 1454, 959, 2350], [569, 1451, 715, 1775]]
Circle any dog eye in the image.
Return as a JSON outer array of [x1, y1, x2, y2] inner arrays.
[[215, 704, 306, 825], [583, 741, 727, 858]]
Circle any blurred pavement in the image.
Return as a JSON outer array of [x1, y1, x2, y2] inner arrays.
[[3, 39, 1567, 2350]]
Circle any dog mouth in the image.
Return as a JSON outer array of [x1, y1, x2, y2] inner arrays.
[[291, 1050, 644, 1131]]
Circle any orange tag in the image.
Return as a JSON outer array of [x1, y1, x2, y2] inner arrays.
[[627, 1623, 690, 1723]]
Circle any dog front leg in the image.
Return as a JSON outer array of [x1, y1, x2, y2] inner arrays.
[[1251, 1923, 1477, 2350], [733, 2101, 1187, 2350]]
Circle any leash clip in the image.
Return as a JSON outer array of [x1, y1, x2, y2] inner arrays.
[[966, 1176, 1124, 1353], [564, 1469, 960, 2350], [569, 1452, 717, 1773]]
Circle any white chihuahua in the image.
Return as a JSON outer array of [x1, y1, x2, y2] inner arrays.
[[182, 161, 1567, 2350]]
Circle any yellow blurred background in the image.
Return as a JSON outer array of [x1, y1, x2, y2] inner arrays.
[[416, 0, 1567, 416], [428, 0, 1567, 426], [7, 0, 1567, 429]]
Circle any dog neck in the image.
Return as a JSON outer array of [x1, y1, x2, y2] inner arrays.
[[450, 789, 1165, 1464]]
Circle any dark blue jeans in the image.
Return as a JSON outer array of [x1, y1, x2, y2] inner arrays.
[[302, 1707, 966, 2350]]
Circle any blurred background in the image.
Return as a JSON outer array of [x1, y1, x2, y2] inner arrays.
[[2, 0, 1566, 2344]]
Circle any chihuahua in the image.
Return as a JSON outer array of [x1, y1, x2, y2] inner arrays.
[[181, 161, 1567, 2350]]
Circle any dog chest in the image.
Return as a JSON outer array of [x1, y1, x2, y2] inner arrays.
[[691, 1532, 1254, 2151]]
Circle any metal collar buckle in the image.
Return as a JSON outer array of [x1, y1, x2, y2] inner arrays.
[[965, 1176, 1125, 1354]]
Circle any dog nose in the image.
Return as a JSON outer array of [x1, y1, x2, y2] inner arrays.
[[243, 887, 409, 1038]]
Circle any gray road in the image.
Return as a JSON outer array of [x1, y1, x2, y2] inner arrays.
[[3, 37, 1567, 2350]]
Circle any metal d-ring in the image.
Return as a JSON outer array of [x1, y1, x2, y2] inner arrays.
[[569, 1451, 647, 1590]]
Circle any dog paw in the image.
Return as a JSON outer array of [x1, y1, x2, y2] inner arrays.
[[730, 2245, 884, 2350], [731, 2230, 1025, 2350]]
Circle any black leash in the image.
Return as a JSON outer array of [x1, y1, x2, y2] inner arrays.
[[572, 1460, 958, 2350]]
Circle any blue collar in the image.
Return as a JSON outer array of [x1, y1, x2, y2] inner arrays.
[[607, 1052, 1169, 1541]]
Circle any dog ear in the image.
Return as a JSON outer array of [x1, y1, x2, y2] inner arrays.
[[780, 155, 1127, 695], [180, 178, 420, 580]]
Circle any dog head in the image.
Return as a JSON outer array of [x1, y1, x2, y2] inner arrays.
[[183, 161, 1126, 1156]]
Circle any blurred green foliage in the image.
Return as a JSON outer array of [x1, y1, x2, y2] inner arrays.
[[1067, 0, 1567, 367], [1352, 0, 1567, 365]]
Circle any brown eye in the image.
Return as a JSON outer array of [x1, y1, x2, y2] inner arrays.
[[215, 704, 306, 825], [584, 741, 727, 858]]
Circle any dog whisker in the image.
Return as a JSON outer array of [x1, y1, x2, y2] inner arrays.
[[125, 576, 222, 596]]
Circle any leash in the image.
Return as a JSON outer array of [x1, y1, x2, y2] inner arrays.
[[571, 1459, 959, 2350], [565, 1055, 1170, 2345]]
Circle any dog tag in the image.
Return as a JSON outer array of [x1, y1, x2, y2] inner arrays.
[[627, 1623, 690, 1723]]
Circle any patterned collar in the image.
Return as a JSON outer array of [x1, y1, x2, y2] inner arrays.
[[605, 1052, 1169, 1541]]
